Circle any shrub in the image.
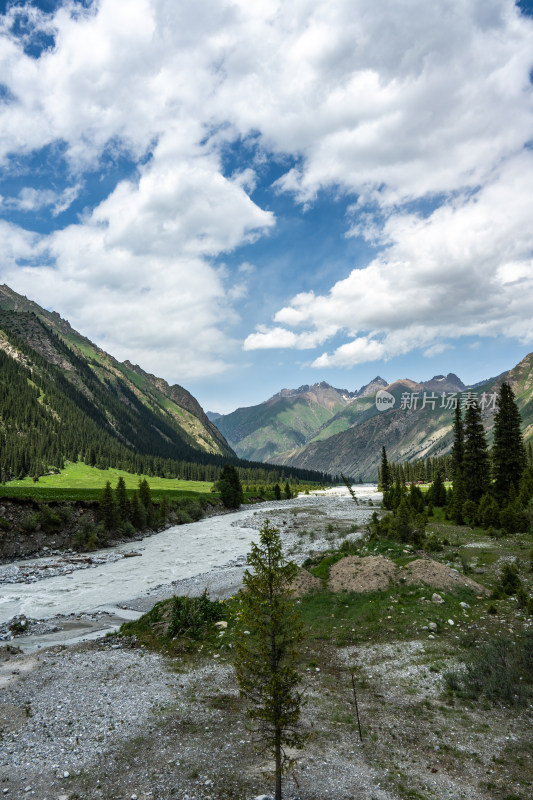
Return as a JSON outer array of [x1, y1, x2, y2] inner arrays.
[[168, 591, 224, 640], [494, 562, 522, 597], [424, 533, 443, 552], [443, 632, 533, 705], [117, 521, 136, 538]]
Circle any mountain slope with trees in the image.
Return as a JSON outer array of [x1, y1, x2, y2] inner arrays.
[[270, 358, 533, 480], [0, 285, 329, 486], [213, 379, 387, 462]]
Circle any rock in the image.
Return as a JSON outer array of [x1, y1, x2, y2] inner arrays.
[[447, 619, 454, 626], [431, 593, 444, 604], [215, 620, 228, 629], [460, 601, 470, 609], [428, 622, 438, 631]]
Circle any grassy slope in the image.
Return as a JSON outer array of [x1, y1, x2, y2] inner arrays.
[[216, 396, 345, 462], [0, 286, 233, 459], [0, 461, 214, 502]]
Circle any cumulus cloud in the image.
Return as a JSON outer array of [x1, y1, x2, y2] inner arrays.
[[248, 150, 533, 364], [0, 0, 532, 380], [4, 184, 82, 215]]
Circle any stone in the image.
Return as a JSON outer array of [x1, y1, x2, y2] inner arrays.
[[428, 622, 438, 631], [447, 619, 454, 626], [460, 602, 470, 609], [431, 593, 444, 604], [215, 621, 228, 629]]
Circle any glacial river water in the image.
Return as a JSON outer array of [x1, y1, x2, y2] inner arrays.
[[0, 485, 379, 626]]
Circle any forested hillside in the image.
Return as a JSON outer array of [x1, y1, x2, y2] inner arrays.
[[0, 286, 329, 485]]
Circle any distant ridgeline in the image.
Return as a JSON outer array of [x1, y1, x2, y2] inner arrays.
[[0, 288, 330, 486]]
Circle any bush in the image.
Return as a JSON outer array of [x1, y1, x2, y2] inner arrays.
[[494, 562, 522, 597], [443, 632, 533, 705], [424, 533, 443, 552], [168, 591, 225, 640], [500, 502, 528, 535], [117, 521, 136, 538]]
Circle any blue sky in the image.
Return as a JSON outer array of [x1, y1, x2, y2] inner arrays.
[[1, 1, 533, 413]]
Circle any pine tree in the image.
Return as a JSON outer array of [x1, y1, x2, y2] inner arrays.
[[492, 382, 526, 502], [234, 520, 307, 800], [463, 401, 490, 503], [274, 483, 282, 501], [99, 481, 118, 531], [215, 465, 244, 509], [379, 446, 392, 492], [450, 404, 466, 523], [115, 476, 130, 523], [428, 470, 446, 507]]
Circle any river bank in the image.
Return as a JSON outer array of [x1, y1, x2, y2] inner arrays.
[[0, 488, 379, 651]]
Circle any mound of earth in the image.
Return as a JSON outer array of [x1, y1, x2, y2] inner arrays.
[[328, 555, 397, 593], [288, 567, 322, 597], [327, 555, 490, 595], [402, 558, 491, 595]]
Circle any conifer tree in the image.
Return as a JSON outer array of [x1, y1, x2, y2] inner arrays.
[[234, 520, 307, 800], [450, 404, 466, 523], [115, 476, 130, 522], [215, 465, 243, 508], [492, 382, 526, 501], [99, 481, 118, 531], [463, 401, 490, 503], [379, 446, 392, 492]]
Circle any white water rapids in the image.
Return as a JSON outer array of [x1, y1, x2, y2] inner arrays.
[[0, 486, 379, 625]]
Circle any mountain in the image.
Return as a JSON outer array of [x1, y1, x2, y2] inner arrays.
[[213, 358, 533, 481], [273, 356, 533, 480], [213, 380, 370, 462], [0, 284, 235, 480]]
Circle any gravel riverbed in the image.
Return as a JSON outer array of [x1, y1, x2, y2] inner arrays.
[[3, 491, 526, 800]]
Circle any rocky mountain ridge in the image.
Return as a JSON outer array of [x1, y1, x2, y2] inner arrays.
[[214, 356, 533, 479]]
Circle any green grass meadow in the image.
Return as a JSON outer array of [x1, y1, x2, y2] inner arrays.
[[0, 461, 215, 502]]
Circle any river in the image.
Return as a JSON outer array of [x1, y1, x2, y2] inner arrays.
[[0, 485, 380, 649]]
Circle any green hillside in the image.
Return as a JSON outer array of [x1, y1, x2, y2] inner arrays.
[[0, 285, 330, 487], [214, 382, 351, 461], [274, 354, 533, 480]]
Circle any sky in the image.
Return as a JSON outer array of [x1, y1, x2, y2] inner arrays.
[[1, 0, 533, 414]]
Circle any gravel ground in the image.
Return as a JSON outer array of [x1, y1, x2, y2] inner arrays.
[[2, 629, 531, 800], [3, 493, 530, 800]]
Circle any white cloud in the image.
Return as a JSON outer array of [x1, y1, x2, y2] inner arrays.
[[243, 325, 334, 351], [0, 0, 532, 380], [2, 133, 274, 379], [4, 184, 82, 215], [247, 150, 533, 364]]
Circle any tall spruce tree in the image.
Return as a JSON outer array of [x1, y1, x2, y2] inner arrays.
[[216, 465, 243, 508], [463, 401, 490, 503], [450, 404, 466, 523], [492, 382, 526, 502], [379, 446, 392, 492], [234, 520, 307, 800]]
